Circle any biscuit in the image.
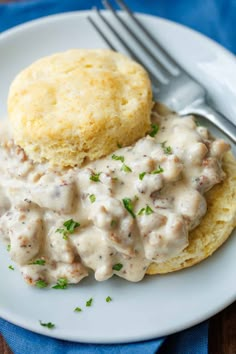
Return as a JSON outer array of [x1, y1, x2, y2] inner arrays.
[[147, 106, 236, 275], [8, 49, 152, 167]]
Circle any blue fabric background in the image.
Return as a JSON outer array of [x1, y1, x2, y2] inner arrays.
[[0, 317, 208, 354], [0, 0, 235, 53], [0, 0, 234, 353]]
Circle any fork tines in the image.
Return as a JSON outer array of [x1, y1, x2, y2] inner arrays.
[[87, 0, 180, 86]]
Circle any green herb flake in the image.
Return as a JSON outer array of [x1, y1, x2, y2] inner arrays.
[[122, 198, 136, 218], [89, 194, 96, 203], [121, 164, 132, 173], [8, 265, 14, 270], [151, 165, 164, 174], [106, 296, 112, 303], [138, 205, 154, 216], [56, 219, 80, 240], [52, 277, 68, 290], [90, 172, 101, 182], [161, 141, 172, 155], [31, 259, 46, 266], [35, 280, 48, 288], [6, 244, 11, 252], [56, 228, 65, 234], [56, 228, 68, 240], [63, 219, 80, 233], [139, 172, 146, 180], [86, 298, 93, 307], [112, 154, 124, 163], [137, 207, 145, 216], [149, 123, 159, 137], [145, 205, 154, 215], [117, 143, 122, 148], [74, 307, 82, 312], [112, 263, 123, 271], [39, 321, 55, 329]]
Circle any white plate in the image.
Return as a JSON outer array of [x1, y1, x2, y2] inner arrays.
[[0, 11, 235, 344]]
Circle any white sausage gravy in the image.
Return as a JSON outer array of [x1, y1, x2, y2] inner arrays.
[[0, 108, 230, 286]]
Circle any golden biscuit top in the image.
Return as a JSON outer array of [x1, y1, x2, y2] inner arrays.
[[8, 49, 152, 166]]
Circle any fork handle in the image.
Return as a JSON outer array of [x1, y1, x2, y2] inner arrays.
[[180, 102, 236, 144]]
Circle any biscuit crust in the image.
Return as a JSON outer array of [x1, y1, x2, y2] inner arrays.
[[8, 49, 152, 167], [147, 150, 236, 275]]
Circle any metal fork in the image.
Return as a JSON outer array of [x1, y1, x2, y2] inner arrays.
[[87, 0, 236, 144]]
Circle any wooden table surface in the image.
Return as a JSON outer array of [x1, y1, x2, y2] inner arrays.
[[0, 301, 235, 353]]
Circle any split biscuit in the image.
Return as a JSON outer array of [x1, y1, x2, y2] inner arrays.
[[147, 105, 236, 275], [8, 49, 152, 167]]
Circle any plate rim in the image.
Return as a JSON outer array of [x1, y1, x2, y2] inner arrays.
[[0, 9, 235, 60], [0, 10, 235, 344]]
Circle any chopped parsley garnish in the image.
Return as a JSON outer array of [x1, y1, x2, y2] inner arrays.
[[35, 280, 48, 288], [8, 265, 14, 270], [161, 141, 172, 155], [112, 263, 123, 271], [122, 198, 136, 218], [106, 296, 112, 303], [112, 154, 124, 163], [74, 307, 82, 312], [52, 277, 68, 289], [139, 172, 146, 180], [89, 194, 96, 203], [31, 259, 46, 266], [151, 165, 164, 174], [64, 219, 80, 232], [6, 244, 11, 252], [138, 205, 154, 216], [138, 208, 145, 215], [117, 143, 122, 148], [145, 205, 154, 214], [139, 166, 164, 181], [56, 228, 69, 240], [90, 172, 101, 182], [121, 164, 132, 173], [86, 298, 93, 307], [39, 321, 55, 329], [56, 219, 80, 240], [149, 123, 159, 137]]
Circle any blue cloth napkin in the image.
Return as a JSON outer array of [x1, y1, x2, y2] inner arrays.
[[0, 0, 234, 353], [0, 317, 208, 354]]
